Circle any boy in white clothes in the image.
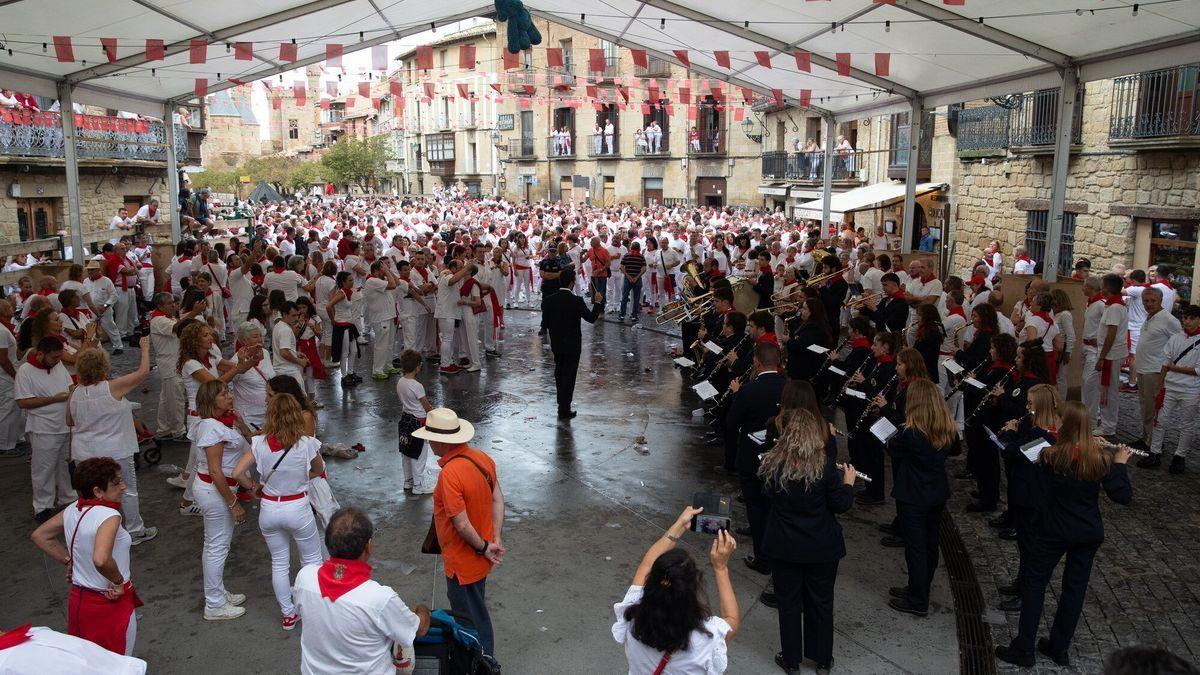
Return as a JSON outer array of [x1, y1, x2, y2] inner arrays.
[[85, 262, 124, 354], [1141, 303, 1200, 475], [395, 350, 434, 492], [1090, 274, 1129, 436], [272, 302, 309, 393]]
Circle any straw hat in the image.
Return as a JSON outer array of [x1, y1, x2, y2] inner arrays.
[[412, 408, 475, 445]]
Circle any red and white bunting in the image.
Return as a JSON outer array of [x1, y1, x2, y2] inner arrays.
[[358, 82, 370, 98], [194, 78, 208, 98], [100, 38, 118, 63], [372, 45, 388, 71], [799, 89, 811, 108], [588, 48, 605, 73], [389, 81, 403, 96], [326, 44, 343, 68], [189, 39, 207, 64], [875, 52, 890, 77], [279, 42, 297, 62], [835, 52, 851, 77], [235, 42, 253, 61], [416, 45, 433, 70], [145, 39, 165, 61], [755, 51, 772, 68], [546, 47, 563, 68], [630, 49, 648, 69], [293, 81, 306, 106], [52, 36, 74, 63], [459, 44, 476, 70], [794, 50, 811, 73], [673, 50, 690, 68], [714, 51, 730, 69]]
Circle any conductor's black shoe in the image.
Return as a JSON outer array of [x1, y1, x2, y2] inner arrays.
[[557, 411, 577, 420], [994, 646, 1035, 668], [758, 590, 778, 608], [734, 525, 752, 536], [774, 652, 799, 674], [744, 556, 771, 575], [880, 535, 905, 548], [1137, 453, 1162, 469], [877, 522, 899, 536], [1169, 456, 1187, 474], [997, 583, 1021, 597], [998, 596, 1022, 612], [964, 500, 996, 513], [888, 586, 910, 599], [1038, 638, 1071, 667], [998, 527, 1018, 540], [887, 597, 928, 617]]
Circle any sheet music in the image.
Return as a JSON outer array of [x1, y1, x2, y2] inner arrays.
[[673, 357, 695, 367], [1021, 439, 1050, 462], [844, 388, 867, 400], [692, 380, 719, 400], [747, 429, 767, 445], [964, 377, 986, 389], [828, 366, 846, 376], [943, 360, 965, 375], [703, 341, 723, 354], [870, 417, 898, 443], [985, 426, 1004, 450], [807, 344, 830, 354]]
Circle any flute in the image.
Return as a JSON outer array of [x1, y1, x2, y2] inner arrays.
[[1093, 436, 1149, 457], [836, 463, 872, 483]]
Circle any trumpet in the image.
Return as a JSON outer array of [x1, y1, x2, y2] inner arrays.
[[844, 291, 885, 309], [656, 294, 713, 324], [765, 301, 801, 316], [801, 267, 847, 288]]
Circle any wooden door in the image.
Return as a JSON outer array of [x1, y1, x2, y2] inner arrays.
[[17, 199, 57, 241]]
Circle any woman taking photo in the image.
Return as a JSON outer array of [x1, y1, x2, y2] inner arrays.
[[996, 401, 1132, 668], [759, 409, 855, 674], [612, 508, 739, 674], [232, 393, 325, 631], [31, 457, 141, 655], [229, 322, 274, 431], [192, 379, 252, 621], [67, 340, 157, 546], [886, 379, 957, 618]]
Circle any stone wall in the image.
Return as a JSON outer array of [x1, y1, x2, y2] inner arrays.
[[0, 168, 169, 243], [202, 116, 262, 168]]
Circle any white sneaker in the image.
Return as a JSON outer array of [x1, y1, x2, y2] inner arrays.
[[466, 364, 481, 372], [166, 475, 189, 489], [225, 591, 246, 606], [179, 503, 202, 517], [204, 603, 246, 621], [130, 527, 158, 546], [411, 482, 435, 495]]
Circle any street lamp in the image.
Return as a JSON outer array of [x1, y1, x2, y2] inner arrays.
[[741, 116, 762, 143]]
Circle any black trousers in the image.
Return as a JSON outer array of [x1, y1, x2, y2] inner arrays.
[[1011, 537, 1099, 657], [1012, 505, 1036, 588], [772, 558, 839, 668], [896, 501, 943, 609], [849, 434, 886, 500], [967, 423, 1000, 507], [739, 475, 769, 560], [539, 282, 557, 330], [552, 349, 581, 415]]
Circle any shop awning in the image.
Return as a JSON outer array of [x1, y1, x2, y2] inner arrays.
[[793, 181, 946, 224], [758, 184, 789, 196]]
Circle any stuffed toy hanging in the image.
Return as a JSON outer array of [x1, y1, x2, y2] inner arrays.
[[495, 0, 542, 54]]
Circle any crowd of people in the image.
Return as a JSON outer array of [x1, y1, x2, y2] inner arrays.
[[1, 191, 1195, 674]]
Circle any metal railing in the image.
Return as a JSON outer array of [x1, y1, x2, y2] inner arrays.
[[509, 135, 536, 158], [634, 56, 672, 79], [761, 150, 864, 181], [956, 105, 1010, 151], [1110, 63, 1200, 141], [687, 129, 725, 155], [956, 89, 1083, 151], [634, 131, 669, 156], [548, 134, 576, 158], [0, 110, 188, 162], [587, 133, 619, 157]]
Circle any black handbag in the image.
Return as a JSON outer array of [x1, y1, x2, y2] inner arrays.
[[397, 413, 423, 459]]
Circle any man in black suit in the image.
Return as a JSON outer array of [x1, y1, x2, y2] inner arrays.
[[860, 272, 910, 333], [816, 256, 848, 336], [725, 342, 786, 575], [543, 268, 604, 420]]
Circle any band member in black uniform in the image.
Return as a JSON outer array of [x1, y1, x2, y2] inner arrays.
[[963, 333, 1018, 512], [995, 383, 1062, 613], [758, 409, 856, 675], [859, 273, 910, 334], [885, 379, 958, 618], [987, 342, 1054, 527], [726, 343, 786, 576], [701, 311, 748, 386], [877, 348, 932, 549], [996, 402, 1132, 669], [846, 332, 900, 506], [816, 257, 848, 338], [910, 304, 945, 386], [691, 288, 735, 366], [753, 255, 775, 310], [823, 317, 876, 406], [543, 268, 604, 420], [678, 273, 708, 364], [954, 304, 1000, 483], [783, 298, 834, 383]]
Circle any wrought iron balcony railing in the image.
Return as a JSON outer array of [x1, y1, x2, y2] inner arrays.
[[508, 135, 536, 159], [687, 129, 725, 156], [0, 109, 188, 162], [1110, 63, 1200, 142], [548, 134, 576, 158], [586, 133, 619, 157], [761, 150, 863, 181]]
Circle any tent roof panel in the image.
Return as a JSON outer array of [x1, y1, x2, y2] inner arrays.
[[793, 181, 945, 223]]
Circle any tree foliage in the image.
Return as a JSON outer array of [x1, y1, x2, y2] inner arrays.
[[321, 136, 392, 192], [189, 156, 323, 196]]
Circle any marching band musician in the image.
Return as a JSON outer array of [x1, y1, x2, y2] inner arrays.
[[822, 317, 876, 404], [908, 305, 945, 387], [844, 332, 900, 507], [986, 341, 1055, 531], [783, 298, 834, 383], [858, 273, 909, 334], [816, 257, 848, 337], [694, 289, 736, 364], [700, 312, 749, 397], [961, 334, 1019, 514], [876, 348, 932, 550]]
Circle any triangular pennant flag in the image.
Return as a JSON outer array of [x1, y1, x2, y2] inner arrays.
[[835, 52, 851, 77], [189, 39, 207, 64], [588, 48, 605, 73], [794, 50, 811, 73], [872, 0, 897, 3], [194, 78, 208, 98], [875, 52, 891, 77], [490, 82, 503, 94], [320, 99, 330, 110], [100, 38, 118, 63], [271, 97, 282, 110], [734, 106, 745, 122], [546, 47, 563, 68], [586, 85, 597, 99], [519, 98, 532, 109], [502, 49, 518, 70], [230, 78, 250, 86], [459, 44, 476, 70], [346, 97, 356, 107], [714, 51, 730, 69], [235, 42, 253, 61], [358, 82, 370, 98], [678, 87, 691, 103], [755, 51, 772, 68], [416, 45, 433, 70], [687, 105, 696, 121], [372, 45, 388, 70], [640, 102, 651, 114], [145, 39, 165, 61], [326, 44, 343, 68], [424, 82, 435, 99], [293, 81, 306, 106], [279, 42, 297, 62], [799, 89, 811, 108], [630, 49, 648, 69], [389, 81, 402, 96], [524, 85, 535, 95], [372, 98, 382, 110], [52, 36, 74, 63], [457, 83, 469, 98], [673, 50, 690, 68], [741, 87, 754, 103]]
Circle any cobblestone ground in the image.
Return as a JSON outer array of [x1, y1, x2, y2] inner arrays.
[[952, 388, 1200, 674]]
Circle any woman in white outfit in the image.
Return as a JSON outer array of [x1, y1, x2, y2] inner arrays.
[[192, 380, 252, 621], [313, 260, 338, 364], [232, 392, 326, 631], [229, 322, 274, 431]]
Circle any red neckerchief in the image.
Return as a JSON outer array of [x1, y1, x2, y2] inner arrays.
[[1157, 278, 1175, 290], [62, 307, 83, 320], [178, 256, 192, 263], [316, 558, 372, 602], [149, 309, 169, 320], [1087, 293, 1103, 306], [919, 273, 936, 284], [1185, 327, 1200, 337], [78, 497, 122, 511], [342, 287, 354, 301], [850, 336, 871, 350], [898, 378, 912, 392], [460, 278, 479, 297], [1071, 272, 1085, 280], [716, 307, 733, 316], [1016, 256, 1033, 264], [1032, 310, 1053, 324], [266, 435, 285, 452], [0, 321, 13, 334], [198, 351, 213, 369], [876, 354, 895, 364], [214, 412, 237, 428], [0, 624, 32, 650], [1022, 371, 1039, 381], [147, 205, 157, 218], [948, 306, 966, 320], [272, 263, 285, 272], [1104, 294, 1126, 307], [17, 291, 32, 301], [26, 351, 56, 373], [415, 267, 430, 282], [1022, 298, 1032, 309], [37, 289, 54, 296], [889, 289, 906, 300], [990, 360, 1013, 372], [251, 274, 265, 287], [755, 331, 778, 346]]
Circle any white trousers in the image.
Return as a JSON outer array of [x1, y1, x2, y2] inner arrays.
[[1095, 357, 1122, 434], [114, 455, 146, 537], [509, 269, 532, 307], [1081, 346, 1100, 423], [98, 308, 123, 350], [481, 305, 499, 352], [1151, 390, 1200, 458], [156, 374, 186, 437], [115, 288, 136, 335], [403, 443, 430, 487], [30, 432, 71, 513], [0, 376, 24, 449], [138, 269, 155, 302], [258, 498, 324, 617], [277, 365, 305, 395], [438, 318, 458, 365], [370, 319, 396, 375], [458, 312, 481, 368], [194, 481, 235, 609]]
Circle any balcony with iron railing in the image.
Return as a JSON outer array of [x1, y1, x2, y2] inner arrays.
[[587, 134, 619, 157], [634, 56, 672, 79], [634, 131, 669, 156], [956, 89, 1083, 156], [509, 135, 536, 159], [0, 110, 188, 163], [761, 150, 867, 183], [459, 113, 479, 129], [598, 56, 619, 81], [507, 69, 535, 93], [687, 129, 726, 156], [1110, 63, 1200, 146], [548, 134, 576, 158]]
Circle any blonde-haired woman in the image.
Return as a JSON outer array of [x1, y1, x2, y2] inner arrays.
[[192, 379, 252, 621], [67, 338, 157, 546], [996, 401, 1132, 668], [886, 379, 957, 618], [758, 409, 856, 674], [232, 393, 325, 631]]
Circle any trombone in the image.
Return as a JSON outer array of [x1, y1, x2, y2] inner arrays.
[[656, 294, 713, 324], [801, 266, 847, 288], [844, 291, 884, 309], [766, 301, 801, 316]]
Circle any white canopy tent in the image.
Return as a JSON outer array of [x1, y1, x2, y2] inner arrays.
[[793, 181, 946, 224], [0, 0, 1196, 277]]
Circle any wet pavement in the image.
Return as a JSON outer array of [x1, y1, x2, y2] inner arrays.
[[0, 309, 958, 674]]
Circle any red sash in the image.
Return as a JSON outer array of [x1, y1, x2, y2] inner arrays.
[[298, 337, 327, 380], [68, 583, 142, 655]]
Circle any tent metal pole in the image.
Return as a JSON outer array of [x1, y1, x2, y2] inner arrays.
[[165, 103, 182, 244], [821, 115, 834, 230], [901, 97, 922, 255], [1043, 67, 1078, 281], [56, 83, 84, 264]]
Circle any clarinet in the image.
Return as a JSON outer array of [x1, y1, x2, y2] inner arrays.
[[965, 365, 1017, 425], [835, 355, 872, 402], [712, 365, 752, 408], [942, 360, 985, 401], [813, 336, 851, 379], [851, 373, 898, 436], [703, 333, 750, 381]]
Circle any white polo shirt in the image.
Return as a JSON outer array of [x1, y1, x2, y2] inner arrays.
[[264, 269, 306, 302], [1013, 257, 1036, 275], [14, 359, 72, 434], [0, 626, 147, 674], [1161, 331, 1200, 396], [363, 276, 397, 322], [294, 563, 421, 675], [1136, 310, 1182, 375]]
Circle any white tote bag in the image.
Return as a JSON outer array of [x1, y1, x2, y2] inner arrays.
[[309, 475, 340, 530]]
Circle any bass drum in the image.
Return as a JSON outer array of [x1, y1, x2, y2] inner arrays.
[[732, 279, 761, 316]]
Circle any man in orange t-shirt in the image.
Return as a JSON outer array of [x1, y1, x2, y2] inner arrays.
[[414, 408, 504, 658], [583, 236, 612, 303]]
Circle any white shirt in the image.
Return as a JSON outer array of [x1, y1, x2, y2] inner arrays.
[[612, 585, 731, 675], [0, 626, 147, 674], [1082, 299, 1105, 343], [1136, 310, 1182, 374], [69, 381, 137, 461], [149, 314, 180, 372], [861, 267, 884, 294], [294, 563, 422, 675], [194, 418, 249, 476], [62, 502, 130, 592], [1152, 281, 1179, 316], [14, 360, 72, 434], [1161, 331, 1200, 395], [264, 270, 306, 302], [395, 377, 426, 418], [1100, 300, 1130, 360], [434, 271, 463, 320], [250, 434, 320, 497], [228, 269, 254, 318], [134, 204, 158, 224], [1013, 257, 1036, 275], [1124, 285, 1148, 334], [1025, 312, 1059, 353], [230, 355, 275, 428], [272, 321, 302, 374], [363, 277, 397, 322], [0, 324, 16, 382], [85, 275, 118, 310]]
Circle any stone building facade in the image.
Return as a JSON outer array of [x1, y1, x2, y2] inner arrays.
[[265, 66, 323, 154], [201, 86, 263, 169]]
